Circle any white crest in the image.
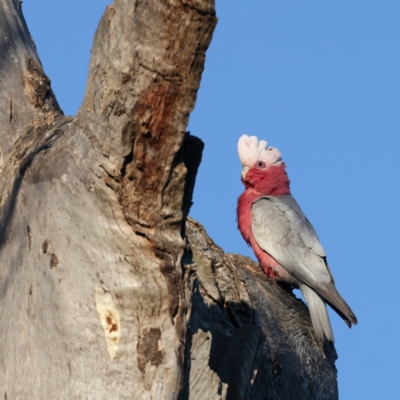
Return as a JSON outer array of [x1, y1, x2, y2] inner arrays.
[[238, 135, 282, 167]]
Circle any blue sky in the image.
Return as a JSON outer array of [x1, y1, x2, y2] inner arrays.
[[24, 2, 400, 399]]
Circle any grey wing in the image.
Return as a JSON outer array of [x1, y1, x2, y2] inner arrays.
[[252, 195, 357, 326], [251, 195, 332, 287]]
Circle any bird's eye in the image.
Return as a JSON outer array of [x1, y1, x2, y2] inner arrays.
[[257, 161, 266, 168]]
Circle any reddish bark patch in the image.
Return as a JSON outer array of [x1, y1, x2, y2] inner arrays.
[[137, 327, 164, 374], [118, 77, 185, 229]]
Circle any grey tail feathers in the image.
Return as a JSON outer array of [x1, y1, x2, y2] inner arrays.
[[318, 282, 358, 328], [300, 284, 334, 342]]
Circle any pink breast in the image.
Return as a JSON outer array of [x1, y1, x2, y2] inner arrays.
[[237, 189, 279, 279]]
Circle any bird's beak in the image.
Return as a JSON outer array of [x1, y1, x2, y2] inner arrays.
[[241, 166, 249, 180]]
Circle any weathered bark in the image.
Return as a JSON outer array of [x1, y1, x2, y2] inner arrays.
[[183, 218, 337, 399], [0, 1, 338, 399]]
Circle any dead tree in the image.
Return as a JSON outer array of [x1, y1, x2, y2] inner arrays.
[[0, 1, 337, 399]]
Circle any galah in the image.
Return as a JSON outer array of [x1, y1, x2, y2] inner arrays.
[[237, 135, 357, 342]]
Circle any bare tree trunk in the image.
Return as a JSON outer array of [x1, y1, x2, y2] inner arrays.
[[0, 1, 338, 399]]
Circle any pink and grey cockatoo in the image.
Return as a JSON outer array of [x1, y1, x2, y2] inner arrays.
[[237, 135, 357, 342]]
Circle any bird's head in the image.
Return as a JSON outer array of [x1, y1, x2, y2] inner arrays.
[[238, 135, 290, 195]]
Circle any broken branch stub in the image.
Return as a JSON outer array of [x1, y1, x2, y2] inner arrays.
[[78, 0, 217, 251]]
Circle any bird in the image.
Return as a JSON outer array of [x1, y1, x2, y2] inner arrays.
[[236, 135, 357, 342]]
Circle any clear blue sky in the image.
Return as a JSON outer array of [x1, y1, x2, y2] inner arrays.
[[24, 2, 400, 399]]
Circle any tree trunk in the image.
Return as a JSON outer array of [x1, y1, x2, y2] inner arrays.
[[0, 1, 338, 399]]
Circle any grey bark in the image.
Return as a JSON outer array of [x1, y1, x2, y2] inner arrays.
[[0, 0, 338, 399]]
